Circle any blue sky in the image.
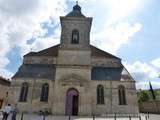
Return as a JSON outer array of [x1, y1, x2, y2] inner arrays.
[[0, 0, 160, 89]]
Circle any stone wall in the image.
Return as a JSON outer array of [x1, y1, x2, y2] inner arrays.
[[90, 80, 139, 115], [57, 50, 91, 66], [91, 57, 121, 67], [60, 17, 92, 50], [10, 53, 139, 115], [139, 101, 160, 113], [23, 56, 56, 64], [0, 79, 10, 108], [10, 76, 139, 115], [9, 78, 54, 113]]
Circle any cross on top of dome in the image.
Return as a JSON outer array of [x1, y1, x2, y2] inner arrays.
[[73, 1, 81, 11], [66, 1, 85, 17]]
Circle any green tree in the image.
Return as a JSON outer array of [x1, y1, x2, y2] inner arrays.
[[138, 90, 150, 103]]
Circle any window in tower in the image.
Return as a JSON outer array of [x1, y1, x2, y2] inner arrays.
[[71, 29, 79, 44]]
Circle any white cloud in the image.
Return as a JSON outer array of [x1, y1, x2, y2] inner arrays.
[[136, 81, 160, 90], [88, 0, 145, 54], [25, 37, 60, 53], [151, 58, 160, 68], [0, 0, 149, 79], [0, 68, 13, 79], [81, 0, 146, 24], [0, 57, 9, 69], [105, 0, 144, 25], [0, 57, 13, 78], [123, 61, 160, 89], [91, 22, 142, 54], [0, 0, 67, 78]]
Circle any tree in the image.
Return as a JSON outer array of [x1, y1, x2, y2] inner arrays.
[[138, 90, 150, 103]]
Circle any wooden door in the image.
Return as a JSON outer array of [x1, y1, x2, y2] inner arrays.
[[72, 95, 78, 115], [65, 88, 79, 116]]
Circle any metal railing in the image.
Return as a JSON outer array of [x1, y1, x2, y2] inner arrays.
[[6, 112, 150, 120]]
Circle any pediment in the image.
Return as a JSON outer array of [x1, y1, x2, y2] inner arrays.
[[59, 73, 89, 86]]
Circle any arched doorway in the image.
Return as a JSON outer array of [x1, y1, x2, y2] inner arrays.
[[65, 88, 79, 116]]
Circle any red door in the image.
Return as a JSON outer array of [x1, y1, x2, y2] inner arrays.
[[65, 88, 79, 116]]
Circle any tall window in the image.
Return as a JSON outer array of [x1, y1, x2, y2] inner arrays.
[[71, 29, 79, 44], [97, 85, 104, 104], [118, 85, 126, 105], [40, 83, 49, 102], [19, 82, 28, 102]]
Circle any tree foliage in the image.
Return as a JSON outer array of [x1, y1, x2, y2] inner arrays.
[[137, 90, 150, 103], [138, 89, 160, 103]]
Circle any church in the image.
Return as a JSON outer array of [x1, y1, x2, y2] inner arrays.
[[10, 3, 139, 116]]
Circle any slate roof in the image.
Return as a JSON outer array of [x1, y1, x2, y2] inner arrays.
[[90, 45, 121, 59], [15, 44, 121, 79], [12, 64, 56, 79], [66, 4, 85, 17], [24, 44, 59, 57], [91, 67, 123, 80], [24, 44, 120, 60]]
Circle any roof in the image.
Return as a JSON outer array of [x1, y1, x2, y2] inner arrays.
[[0, 76, 11, 86], [91, 67, 123, 80], [14, 45, 121, 79], [24, 44, 121, 60], [66, 4, 86, 18], [12, 64, 56, 79], [24, 44, 59, 57], [90, 45, 121, 59]]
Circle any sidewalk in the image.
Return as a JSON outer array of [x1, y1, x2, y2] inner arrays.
[[0, 113, 160, 120]]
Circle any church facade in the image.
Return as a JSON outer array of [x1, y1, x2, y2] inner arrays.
[[10, 4, 139, 116]]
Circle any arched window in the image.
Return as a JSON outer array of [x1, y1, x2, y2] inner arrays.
[[40, 83, 49, 102], [19, 82, 28, 102], [71, 29, 79, 44], [97, 85, 104, 104], [118, 85, 126, 105]]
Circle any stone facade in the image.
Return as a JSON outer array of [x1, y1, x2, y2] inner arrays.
[[0, 77, 10, 109], [9, 4, 139, 115], [139, 101, 160, 113]]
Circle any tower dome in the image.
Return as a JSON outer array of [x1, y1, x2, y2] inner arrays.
[[66, 2, 85, 17]]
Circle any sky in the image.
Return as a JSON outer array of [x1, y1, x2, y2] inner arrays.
[[0, 0, 160, 90]]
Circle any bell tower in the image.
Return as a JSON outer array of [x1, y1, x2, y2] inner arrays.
[[60, 2, 92, 50], [57, 3, 92, 66]]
